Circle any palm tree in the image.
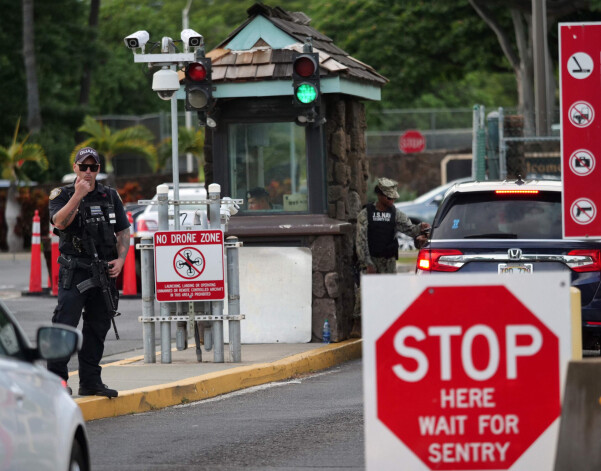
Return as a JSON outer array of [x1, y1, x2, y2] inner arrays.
[[72, 116, 158, 174], [0, 118, 48, 252], [157, 126, 205, 180]]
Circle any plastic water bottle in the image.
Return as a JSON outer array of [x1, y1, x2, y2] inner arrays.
[[322, 319, 331, 344]]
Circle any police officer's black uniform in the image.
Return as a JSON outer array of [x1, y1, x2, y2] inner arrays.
[[48, 181, 128, 394]]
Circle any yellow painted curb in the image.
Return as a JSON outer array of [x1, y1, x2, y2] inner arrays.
[[76, 339, 362, 421]]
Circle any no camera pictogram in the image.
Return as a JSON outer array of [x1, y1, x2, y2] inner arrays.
[[569, 149, 596, 176], [173, 247, 205, 279], [568, 101, 594, 128], [570, 198, 597, 225]]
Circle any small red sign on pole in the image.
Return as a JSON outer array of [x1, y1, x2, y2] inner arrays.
[[399, 130, 426, 153], [154, 230, 224, 302]]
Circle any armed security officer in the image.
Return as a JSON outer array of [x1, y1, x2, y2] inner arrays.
[[48, 147, 130, 397], [352, 177, 430, 337]]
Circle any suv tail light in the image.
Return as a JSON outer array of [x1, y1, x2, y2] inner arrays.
[[136, 220, 158, 233], [416, 249, 464, 272], [566, 249, 601, 272]]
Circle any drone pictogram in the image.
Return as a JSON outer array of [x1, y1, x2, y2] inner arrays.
[[173, 247, 205, 279]]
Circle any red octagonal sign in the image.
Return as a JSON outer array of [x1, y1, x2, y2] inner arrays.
[[399, 129, 426, 153], [376, 285, 560, 470]]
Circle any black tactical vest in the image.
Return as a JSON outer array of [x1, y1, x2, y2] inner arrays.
[[366, 203, 398, 259], [57, 183, 118, 261]]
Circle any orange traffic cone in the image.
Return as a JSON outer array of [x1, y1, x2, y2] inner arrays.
[[51, 224, 59, 296], [28, 210, 43, 294], [122, 211, 138, 296]]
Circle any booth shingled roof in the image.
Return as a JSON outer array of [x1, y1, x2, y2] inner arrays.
[[204, 2, 388, 87]]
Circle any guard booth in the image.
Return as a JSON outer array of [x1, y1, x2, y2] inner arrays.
[[201, 3, 387, 341]]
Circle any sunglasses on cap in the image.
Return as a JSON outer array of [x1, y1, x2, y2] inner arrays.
[[77, 163, 99, 172]]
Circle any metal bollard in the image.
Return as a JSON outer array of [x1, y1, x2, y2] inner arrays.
[[227, 236, 242, 362], [140, 236, 156, 363], [208, 183, 224, 363], [157, 184, 172, 364]]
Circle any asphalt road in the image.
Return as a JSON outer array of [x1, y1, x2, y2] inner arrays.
[[0, 253, 161, 364], [86, 359, 365, 471]]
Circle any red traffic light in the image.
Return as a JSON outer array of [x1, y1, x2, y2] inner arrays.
[[186, 62, 207, 81], [293, 56, 317, 78]]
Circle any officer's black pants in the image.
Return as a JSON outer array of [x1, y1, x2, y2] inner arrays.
[[47, 265, 113, 387]]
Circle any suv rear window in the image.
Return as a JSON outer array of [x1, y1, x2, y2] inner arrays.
[[433, 191, 562, 239]]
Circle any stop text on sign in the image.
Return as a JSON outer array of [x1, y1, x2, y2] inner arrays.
[[394, 324, 542, 381]]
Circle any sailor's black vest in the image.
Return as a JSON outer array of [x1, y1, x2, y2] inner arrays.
[[366, 203, 398, 259]]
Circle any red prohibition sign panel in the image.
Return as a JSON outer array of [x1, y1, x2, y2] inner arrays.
[[173, 247, 205, 279], [570, 198, 597, 225], [376, 285, 560, 470]]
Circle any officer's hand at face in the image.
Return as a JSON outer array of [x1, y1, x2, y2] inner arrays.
[[74, 176, 93, 198], [108, 258, 125, 278]]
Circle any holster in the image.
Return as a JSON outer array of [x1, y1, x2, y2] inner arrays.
[[57, 255, 77, 289]]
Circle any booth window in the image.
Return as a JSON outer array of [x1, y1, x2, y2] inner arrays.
[[228, 122, 308, 212]]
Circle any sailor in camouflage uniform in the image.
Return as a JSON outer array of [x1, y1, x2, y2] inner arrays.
[[352, 178, 430, 336]]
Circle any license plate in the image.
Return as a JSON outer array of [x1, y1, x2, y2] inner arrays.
[[498, 263, 533, 274]]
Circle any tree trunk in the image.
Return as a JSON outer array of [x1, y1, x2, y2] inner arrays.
[[5, 183, 24, 253], [22, 0, 42, 133], [78, 0, 100, 107]]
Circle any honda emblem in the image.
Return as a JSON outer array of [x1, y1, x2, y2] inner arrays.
[[508, 248, 522, 260]]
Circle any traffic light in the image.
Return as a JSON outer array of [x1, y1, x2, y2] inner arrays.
[[185, 58, 213, 114], [292, 52, 320, 108]]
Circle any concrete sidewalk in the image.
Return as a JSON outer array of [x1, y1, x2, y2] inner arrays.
[[73, 339, 362, 421]]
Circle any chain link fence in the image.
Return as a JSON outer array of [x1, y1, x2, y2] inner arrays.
[[473, 105, 561, 181]]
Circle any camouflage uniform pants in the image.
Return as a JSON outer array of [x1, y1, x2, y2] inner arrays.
[[353, 257, 397, 319]]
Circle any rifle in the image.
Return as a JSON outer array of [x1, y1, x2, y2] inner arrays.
[[74, 236, 121, 340]]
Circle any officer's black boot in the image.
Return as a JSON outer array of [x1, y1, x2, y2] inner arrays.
[[78, 383, 118, 398]]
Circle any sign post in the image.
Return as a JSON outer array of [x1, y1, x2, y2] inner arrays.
[[363, 273, 572, 470], [154, 229, 225, 302], [560, 22, 601, 238]]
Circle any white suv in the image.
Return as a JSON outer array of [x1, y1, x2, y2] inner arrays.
[[135, 183, 208, 239]]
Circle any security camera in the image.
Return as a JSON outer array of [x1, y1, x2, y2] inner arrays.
[[152, 68, 181, 101], [124, 30, 150, 50], [181, 29, 203, 50]]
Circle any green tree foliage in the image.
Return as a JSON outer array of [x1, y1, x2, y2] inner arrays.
[[157, 126, 205, 178], [310, 0, 514, 110], [73, 115, 157, 173], [0, 0, 90, 181]]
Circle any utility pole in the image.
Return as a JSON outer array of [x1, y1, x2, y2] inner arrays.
[[533, 0, 549, 136], [183, 0, 195, 174]]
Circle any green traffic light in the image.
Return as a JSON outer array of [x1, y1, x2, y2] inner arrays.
[[295, 83, 317, 104]]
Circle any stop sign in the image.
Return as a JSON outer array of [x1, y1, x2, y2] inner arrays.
[[399, 129, 426, 153], [376, 285, 560, 470]]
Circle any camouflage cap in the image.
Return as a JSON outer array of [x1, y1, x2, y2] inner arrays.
[[377, 177, 399, 199]]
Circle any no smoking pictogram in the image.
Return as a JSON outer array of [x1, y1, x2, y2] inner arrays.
[[568, 101, 594, 128], [173, 247, 205, 279], [568, 52, 593, 79], [569, 149, 596, 176], [570, 198, 597, 225]]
